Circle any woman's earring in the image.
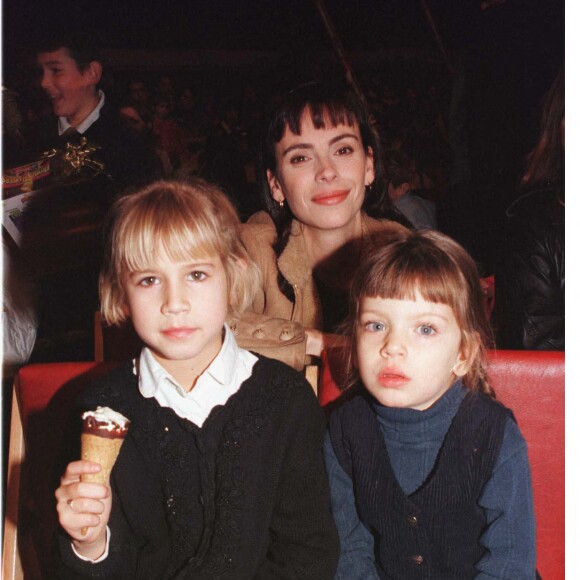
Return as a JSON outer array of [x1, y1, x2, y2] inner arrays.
[[278, 199, 285, 208]]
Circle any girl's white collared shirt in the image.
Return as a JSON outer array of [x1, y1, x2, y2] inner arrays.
[[137, 324, 258, 427]]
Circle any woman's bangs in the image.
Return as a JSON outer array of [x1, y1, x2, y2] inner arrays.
[[280, 102, 357, 137], [308, 102, 357, 131]]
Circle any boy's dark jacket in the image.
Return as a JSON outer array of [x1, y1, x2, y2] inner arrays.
[[30, 102, 159, 191]]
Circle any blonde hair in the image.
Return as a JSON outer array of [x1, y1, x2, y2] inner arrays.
[[100, 179, 260, 325], [345, 230, 494, 396]]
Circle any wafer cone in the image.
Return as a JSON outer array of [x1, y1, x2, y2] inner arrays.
[[79, 407, 130, 535], [80, 433, 124, 485]]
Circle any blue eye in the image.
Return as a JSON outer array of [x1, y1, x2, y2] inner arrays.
[[364, 321, 385, 332], [418, 324, 436, 336]]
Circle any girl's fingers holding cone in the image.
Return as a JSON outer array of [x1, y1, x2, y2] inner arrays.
[[55, 466, 110, 538], [67, 496, 108, 516], [60, 460, 102, 485], [56, 483, 112, 545]]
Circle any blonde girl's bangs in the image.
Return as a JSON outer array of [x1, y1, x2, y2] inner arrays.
[[112, 183, 234, 277], [117, 210, 224, 275]]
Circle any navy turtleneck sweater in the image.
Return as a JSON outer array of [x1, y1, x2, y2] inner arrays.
[[324, 383, 536, 579]]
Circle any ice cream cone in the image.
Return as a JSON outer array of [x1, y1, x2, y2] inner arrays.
[[79, 407, 130, 535]]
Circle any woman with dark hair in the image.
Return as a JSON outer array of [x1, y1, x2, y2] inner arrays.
[[498, 70, 564, 350], [236, 82, 408, 370], [521, 70, 564, 191]]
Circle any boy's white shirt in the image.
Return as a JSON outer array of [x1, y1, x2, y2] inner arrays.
[[72, 324, 257, 562], [58, 90, 105, 135]]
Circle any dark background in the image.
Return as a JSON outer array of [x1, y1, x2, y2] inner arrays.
[[4, 0, 564, 99], [3, 0, 565, 268], [3, 0, 564, 56]]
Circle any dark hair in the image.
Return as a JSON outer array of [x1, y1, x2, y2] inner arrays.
[[35, 30, 103, 72], [257, 81, 388, 241], [344, 230, 494, 396], [521, 70, 564, 191], [384, 149, 416, 187]]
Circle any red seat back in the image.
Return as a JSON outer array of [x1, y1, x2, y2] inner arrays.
[[319, 349, 565, 579], [13, 362, 119, 578], [487, 350, 564, 580]]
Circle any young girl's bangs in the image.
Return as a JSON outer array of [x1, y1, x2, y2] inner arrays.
[[362, 256, 465, 314], [117, 198, 227, 275]]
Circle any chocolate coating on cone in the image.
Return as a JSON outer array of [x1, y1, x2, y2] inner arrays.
[[82, 416, 129, 439]]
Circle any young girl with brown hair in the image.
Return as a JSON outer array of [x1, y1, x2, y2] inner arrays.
[[325, 230, 536, 579]]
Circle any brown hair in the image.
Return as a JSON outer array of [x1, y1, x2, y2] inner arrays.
[[521, 69, 564, 192], [345, 230, 494, 395], [100, 179, 260, 325]]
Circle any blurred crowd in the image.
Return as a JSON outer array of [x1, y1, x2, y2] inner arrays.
[[4, 66, 453, 223], [2, 39, 563, 369]]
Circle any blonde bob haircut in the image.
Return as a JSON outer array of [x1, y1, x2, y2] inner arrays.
[[100, 179, 260, 325], [345, 230, 494, 396]]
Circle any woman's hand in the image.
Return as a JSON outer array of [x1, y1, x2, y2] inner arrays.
[[55, 460, 112, 560]]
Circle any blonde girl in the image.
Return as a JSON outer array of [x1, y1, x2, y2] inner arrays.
[[54, 179, 339, 579]]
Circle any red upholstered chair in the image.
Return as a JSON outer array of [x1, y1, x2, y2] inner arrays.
[[487, 350, 564, 580], [3, 362, 119, 580], [319, 349, 565, 580]]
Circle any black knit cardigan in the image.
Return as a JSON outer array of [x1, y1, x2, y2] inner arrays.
[[55, 357, 339, 579]]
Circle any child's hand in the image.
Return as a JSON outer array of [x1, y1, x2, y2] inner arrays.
[[55, 460, 112, 559]]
